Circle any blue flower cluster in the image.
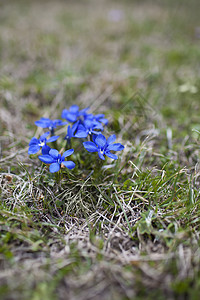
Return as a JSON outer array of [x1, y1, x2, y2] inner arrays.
[[28, 105, 124, 173]]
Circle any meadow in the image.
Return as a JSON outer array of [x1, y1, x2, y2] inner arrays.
[[0, 0, 200, 299]]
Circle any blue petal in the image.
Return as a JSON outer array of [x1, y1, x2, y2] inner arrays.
[[49, 149, 59, 158], [49, 163, 60, 173], [55, 119, 67, 126], [70, 105, 79, 113], [35, 120, 49, 128], [51, 121, 57, 129], [77, 124, 85, 131], [66, 113, 77, 122], [62, 149, 74, 158], [40, 132, 50, 140], [62, 161, 75, 169], [93, 123, 104, 130], [47, 135, 59, 143], [60, 121, 68, 126], [72, 121, 79, 133], [54, 119, 62, 123], [105, 151, 118, 160], [29, 137, 38, 146], [100, 118, 108, 125], [107, 134, 116, 145], [95, 134, 107, 148], [28, 145, 40, 154], [75, 130, 88, 138], [98, 151, 105, 160], [66, 122, 79, 139], [95, 114, 104, 119], [42, 145, 51, 155], [61, 109, 68, 119], [107, 143, 124, 151], [91, 130, 102, 135], [84, 119, 93, 129], [85, 113, 93, 120], [83, 142, 98, 152], [92, 135, 97, 143], [67, 125, 72, 135], [39, 155, 54, 164]]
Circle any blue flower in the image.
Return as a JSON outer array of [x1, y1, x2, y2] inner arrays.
[[62, 105, 90, 123], [94, 114, 108, 125], [75, 119, 103, 138], [38, 149, 75, 173], [83, 134, 124, 160], [61, 105, 79, 122], [86, 113, 108, 126], [35, 118, 67, 135], [28, 132, 59, 155], [64, 122, 79, 143]]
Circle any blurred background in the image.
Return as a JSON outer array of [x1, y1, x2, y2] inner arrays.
[[0, 0, 200, 143]]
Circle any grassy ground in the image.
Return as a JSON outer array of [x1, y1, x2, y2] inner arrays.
[[0, 0, 200, 299]]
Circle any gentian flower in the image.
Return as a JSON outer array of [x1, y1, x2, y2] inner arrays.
[[83, 134, 124, 160], [35, 118, 67, 135], [62, 105, 79, 122], [28, 132, 59, 155], [64, 122, 79, 143], [94, 114, 108, 125], [75, 119, 103, 138], [86, 113, 108, 126], [62, 105, 90, 123], [39, 149, 75, 173]]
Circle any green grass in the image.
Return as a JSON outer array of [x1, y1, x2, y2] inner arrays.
[[1, 0, 200, 299]]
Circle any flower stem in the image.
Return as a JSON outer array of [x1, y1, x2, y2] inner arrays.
[[55, 170, 62, 183], [65, 138, 71, 150]]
